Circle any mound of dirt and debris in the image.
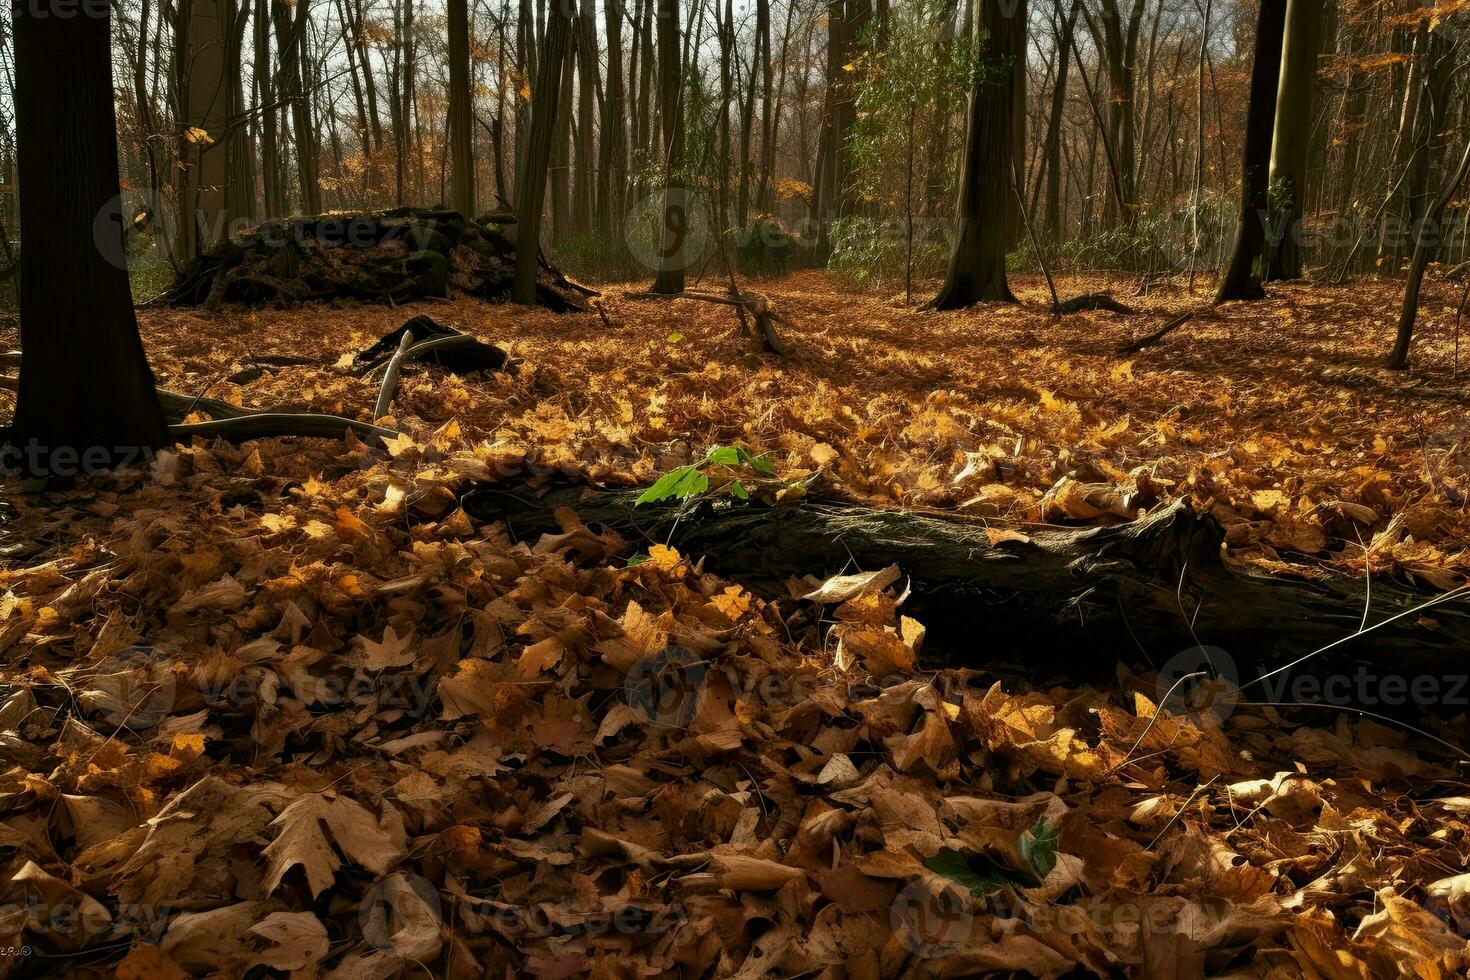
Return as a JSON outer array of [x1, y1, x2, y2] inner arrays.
[[164, 207, 595, 312]]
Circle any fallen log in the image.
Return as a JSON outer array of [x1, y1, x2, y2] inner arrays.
[[163, 207, 591, 312], [462, 483, 1470, 681]]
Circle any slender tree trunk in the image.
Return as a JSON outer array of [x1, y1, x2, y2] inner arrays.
[[1214, 0, 1287, 302], [929, 0, 1026, 309], [1386, 123, 1470, 368], [1042, 0, 1079, 242], [512, 0, 571, 304], [572, 0, 598, 233], [599, 0, 628, 234], [448, 0, 476, 215], [651, 0, 686, 293], [8, 0, 168, 475]]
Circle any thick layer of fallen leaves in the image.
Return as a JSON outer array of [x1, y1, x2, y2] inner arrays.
[[0, 274, 1466, 976], [129, 271, 1470, 585]]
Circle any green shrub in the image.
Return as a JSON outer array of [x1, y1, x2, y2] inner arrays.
[[828, 215, 950, 290], [733, 216, 797, 277]]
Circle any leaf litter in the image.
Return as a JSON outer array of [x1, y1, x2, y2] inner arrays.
[[0, 273, 1467, 975]]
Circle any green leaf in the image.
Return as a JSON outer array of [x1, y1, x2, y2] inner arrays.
[[626, 552, 649, 567], [922, 848, 1012, 896], [707, 445, 741, 466], [667, 331, 685, 344], [1020, 819, 1059, 882], [923, 818, 1059, 896], [738, 448, 777, 476], [635, 465, 700, 506], [730, 479, 749, 500]]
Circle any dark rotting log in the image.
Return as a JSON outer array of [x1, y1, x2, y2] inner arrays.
[[461, 482, 1470, 684], [354, 315, 510, 375], [162, 207, 591, 312], [1055, 292, 1135, 315]]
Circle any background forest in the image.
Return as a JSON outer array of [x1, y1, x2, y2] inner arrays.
[[0, 0, 1464, 301]]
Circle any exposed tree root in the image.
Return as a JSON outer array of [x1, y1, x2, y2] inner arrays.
[[1056, 292, 1136, 315], [0, 374, 397, 446], [170, 413, 398, 444]]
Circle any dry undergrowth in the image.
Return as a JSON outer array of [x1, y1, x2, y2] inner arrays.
[[0, 273, 1464, 976]]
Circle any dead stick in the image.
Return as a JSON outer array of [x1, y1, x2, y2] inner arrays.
[[374, 329, 415, 420]]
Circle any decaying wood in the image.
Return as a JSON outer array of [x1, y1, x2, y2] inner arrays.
[[163, 207, 592, 312], [1057, 292, 1135, 315], [628, 288, 792, 355], [1118, 308, 1203, 354], [374, 329, 417, 420], [463, 482, 1470, 680], [353, 315, 510, 376]]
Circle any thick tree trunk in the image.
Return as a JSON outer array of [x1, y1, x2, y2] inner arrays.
[[1214, 0, 1287, 302], [513, 0, 571, 304], [8, 0, 168, 475], [1264, 0, 1322, 282], [465, 485, 1470, 677], [448, 0, 476, 217], [929, 0, 1026, 309]]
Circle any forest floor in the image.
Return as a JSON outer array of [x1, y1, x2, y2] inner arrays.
[[0, 272, 1468, 976]]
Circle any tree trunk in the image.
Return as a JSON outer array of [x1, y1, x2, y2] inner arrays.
[[256, 0, 285, 216], [1264, 0, 1322, 281], [1386, 135, 1470, 369], [651, 0, 686, 294], [1042, 0, 1080, 242], [598, 0, 628, 235], [1214, 0, 1287, 302], [8, 0, 168, 475], [928, 0, 1026, 309], [572, 0, 599, 234], [512, 0, 571, 304], [448, 0, 476, 217]]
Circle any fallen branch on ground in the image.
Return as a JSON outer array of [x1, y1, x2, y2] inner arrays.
[[627, 288, 792, 355], [1118, 308, 1206, 354]]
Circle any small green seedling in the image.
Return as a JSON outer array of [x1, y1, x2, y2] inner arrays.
[[635, 444, 777, 506]]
